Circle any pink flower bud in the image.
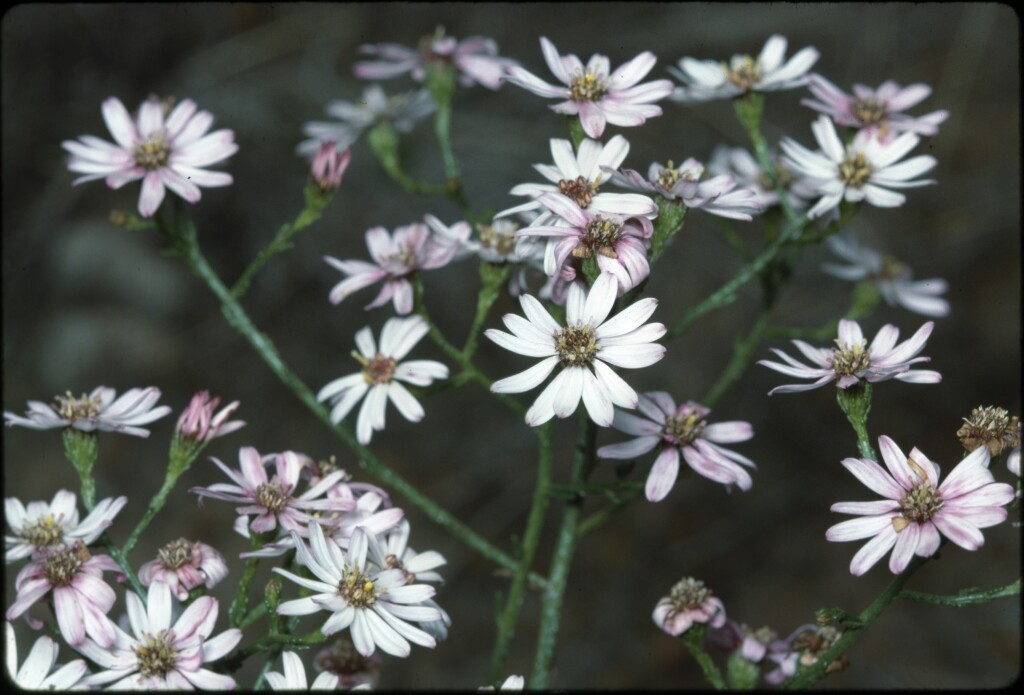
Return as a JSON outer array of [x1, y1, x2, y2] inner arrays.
[[311, 141, 352, 191]]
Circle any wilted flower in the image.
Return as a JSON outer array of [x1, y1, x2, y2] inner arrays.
[[273, 524, 442, 658], [324, 221, 461, 315], [317, 316, 449, 445], [763, 625, 845, 684], [670, 35, 819, 102], [137, 538, 228, 601], [5, 386, 172, 438], [5, 622, 89, 690], [190, 447, 353, 538], [956, 406, 1020, 457], [781, 115, 937, 219], [505, 37, 674, 139], [313, 637, 383, 690], [76, 582, 241, 689], [822, 233, 950, 318], [6, 541, 119, 647], [652, 577, 726, 636], [705, 619, 778, 664], [759, 319, 941, 395], [597, 394, 755, 501], [5, 490, 127, 564], [487, 272, 666, 427], [298, 85, 435, 156], [63, 96, 236, 217], [607, 157, 764, 220], [802, 74, 948, 142], [175, 391, 244, 445], [355, 30, 517, 90], [266, 651, 339, 691], [826, 435, 1016, 575]]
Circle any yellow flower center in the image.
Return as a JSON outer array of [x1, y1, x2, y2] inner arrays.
[[839, 152, 873, 188], [134, 132, 170, 170], [134, 630, 179, 679], [723, 55, 762, 90], [831, 340, 871, 377], [555, 324, 599, 367], [570, 70, 608, 102]]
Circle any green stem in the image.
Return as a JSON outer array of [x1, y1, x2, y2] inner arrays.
[[899, 580, 1020, 607], [530, 414, 595, 688], [488, 421, 554, 682], [367, 122, 450, 198], [231, 182, 335, 300], [62, 430, 98, 511], [782, 554, 929, 689], [229, 556, 261, 628], [426, 64, 469, 209], [681, 627, 726, 690], [219, 630, 327, 675], [703, 308, 772, 408], [462, 262, 511, 361], [98, 534, 146, 598], [835, 383, 878, 461], [735, 92, 800, 225], [121, 473, 178, 556], [576, 486, 643, 538], [161, 209, 542, 587]]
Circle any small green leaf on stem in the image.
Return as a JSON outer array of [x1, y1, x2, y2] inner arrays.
[[62, 429, 99, 511], [836, 382, 878, 461]]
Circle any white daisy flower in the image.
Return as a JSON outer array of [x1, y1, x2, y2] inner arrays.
[[5, 622, 89, 690], [266, 651, 339, 691], [318, 316, 448, 445], [486, 272, 666, 427], [273, 523, 442, 658], [4, 386, 171, 438]]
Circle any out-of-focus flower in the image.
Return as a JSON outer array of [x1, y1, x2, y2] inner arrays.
[[763, 625, 843, 684], [781, 115, 936, 219], [6, 541, 119, 647], [298, 85, 435, 156], [652, 577, 726, 636], [62, 96, 236, 217], [5, 491, 127, 564], [5, 622, 89, 690], [274, 524, 442, 658], [822, 233, 950, 317], [375, 519, 450, 641], [606, 157, 764, 220], [317, 316, 448, 446], [175, 391, 245, 445], [826, 435, 1016, 575], [5, 386, 172, 438], [670, 35, 819, 102], [137, 538, 228, 601], [480, 675, 526, 690], [309, 141, 352, 191], [355, 31, 517, 90], [487, 272, 666, 427], [759, 318, 941, 395], [324, 221, 460, 315], [190, 448, 353, 537], [495, 135, 656, 230], [598, 394, 755, 501], [517, 192, 653, 291], [706, 619, 778, 664], [314, 637, 383, 690], [505, 37, 674, 139], [956, 406, 1020, 457], [1008, 446, 1021, 490], [76, 582, 241, 689], [266, 651, 339, 691], [802, 74, 948, 142], [707, 145, 820, 210]]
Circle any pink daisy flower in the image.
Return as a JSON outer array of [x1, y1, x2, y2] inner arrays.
[[355, 32, 516, 90], [597, 394, 755, 501], [190, 447, 353, 538], [6, 541, 120, 647], [759, 318, 941, 395], [4, 386, 172, 438], [826, 435, 1016, 575], [76, 581, 241, 689], [5, 490, 127, 564], [137, 538, 228, 601], [325, 221, 461, 315], [62, 97, 237, 217], [505, 37, 674, 139]]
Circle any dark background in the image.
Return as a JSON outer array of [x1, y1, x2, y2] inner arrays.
[[2, 3, 1020, 689]]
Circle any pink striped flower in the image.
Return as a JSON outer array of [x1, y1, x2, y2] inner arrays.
[[355, 32, 516, 90], [190, 448, 353, 538], [325, 221, 461, 315], [5, 490, 127, 564], [76, 582, 241, 689], [4, 386, 171, 438], [517, 192, 654, 291], [826, 435, 1016, 575], [597, 394, 755, 501], [62, 97, 236, 217], [802, 74, 948, 142], [6, 541, 119, 647], [759, 319, 941, 395], [175, 391, 244, 445], [138, 538, 228, 601], [505, 37, 674, 139], [5, 622, 89, 690]]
